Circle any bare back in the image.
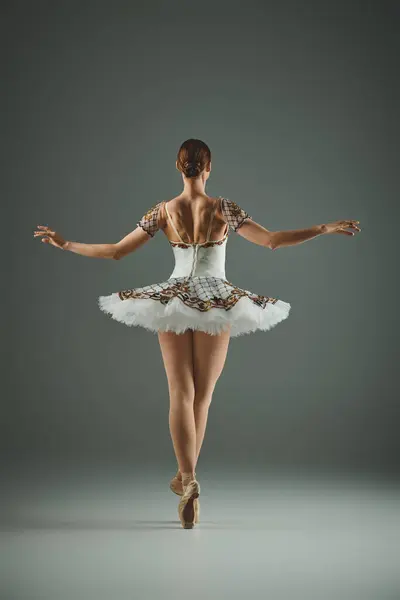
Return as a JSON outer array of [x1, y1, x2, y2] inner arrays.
[[160, 195, 228, 245]]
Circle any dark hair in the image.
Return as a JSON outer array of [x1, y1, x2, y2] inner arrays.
[[177, 138, 211, 178]]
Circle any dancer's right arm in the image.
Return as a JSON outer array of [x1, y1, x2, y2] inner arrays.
[[220, 198, 360, 249]]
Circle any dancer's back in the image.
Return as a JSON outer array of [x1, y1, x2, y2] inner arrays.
[[160, 194, 229, 245]]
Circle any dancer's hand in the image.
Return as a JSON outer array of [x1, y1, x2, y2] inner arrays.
[[322, 220, 361, 236], [33, 225, 68, 249]]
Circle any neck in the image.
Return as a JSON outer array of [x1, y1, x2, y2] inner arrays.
[[182, 175, 207, 197]]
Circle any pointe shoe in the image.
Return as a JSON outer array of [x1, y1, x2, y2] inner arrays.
[[171, 474, 200, 523], [169, 471, 183, 496], [178, 477, 201, 529], [193, 497, 200, 524], [169, 470, 196, 497]]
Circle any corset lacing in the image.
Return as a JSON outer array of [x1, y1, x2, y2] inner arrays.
[[188, 244, 200, 279]]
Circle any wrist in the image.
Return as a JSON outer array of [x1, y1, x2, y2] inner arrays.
[[62, 241, 70, 250], [319, 224, 327, 235]]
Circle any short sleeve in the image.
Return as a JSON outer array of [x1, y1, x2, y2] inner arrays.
[[137, 201, 163, 237], [221, 197, 252, 232]]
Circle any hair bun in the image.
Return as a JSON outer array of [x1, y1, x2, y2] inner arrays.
[[184, 162, 199, 177]]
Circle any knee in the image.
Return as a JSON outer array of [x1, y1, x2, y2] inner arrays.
[[194, 387, 214, 409], [169, 382, 195, 407]]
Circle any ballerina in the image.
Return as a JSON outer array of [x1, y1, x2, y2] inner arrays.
[[33, 138, 361, 528]]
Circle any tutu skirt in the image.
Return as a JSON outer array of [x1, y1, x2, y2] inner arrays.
[[98, 275, 291, 337]]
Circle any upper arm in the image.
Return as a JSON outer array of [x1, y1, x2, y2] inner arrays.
[[113, 201, 165, 260], [220, 197, 274, 249]]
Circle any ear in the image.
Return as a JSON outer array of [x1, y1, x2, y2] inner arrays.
[[175, 160, 179, 171], [206, 161, 212, 172]]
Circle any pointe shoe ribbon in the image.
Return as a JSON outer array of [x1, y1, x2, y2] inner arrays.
[[169, 471, 196, 497], [178, 477, 201, 529]]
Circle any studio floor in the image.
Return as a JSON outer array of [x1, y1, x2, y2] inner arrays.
[[1, 466, 399, 600]]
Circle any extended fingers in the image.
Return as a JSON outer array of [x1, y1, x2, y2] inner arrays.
[[342, 220, 361, 233], [34, 231, 53, 237], [347, 220, 360, 228], [34, 227, 54, 237]]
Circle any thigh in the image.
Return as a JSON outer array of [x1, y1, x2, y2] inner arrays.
[[157, 330, 195, 398], [193, 328, 231, 396]]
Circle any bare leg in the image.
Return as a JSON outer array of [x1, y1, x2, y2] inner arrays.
[[157, 329, 196, 475], [192, 328, 231, 467]]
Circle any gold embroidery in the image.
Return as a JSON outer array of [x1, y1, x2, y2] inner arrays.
[[137, 202, 162, 237], [118, 277, 278, 313], [221, 198, 251, 231]]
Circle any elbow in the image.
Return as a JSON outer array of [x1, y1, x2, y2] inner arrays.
[[112, 245, 122, 260], [268, 233, 278, 251]]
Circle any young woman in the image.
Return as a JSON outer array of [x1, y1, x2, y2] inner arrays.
[[33, 138, 361, 529]]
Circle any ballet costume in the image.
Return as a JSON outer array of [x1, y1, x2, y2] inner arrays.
[[98, 197, 291, 336]]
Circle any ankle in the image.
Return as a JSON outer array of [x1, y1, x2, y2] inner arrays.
[[177, 469, 196, 480], [181, 471, 196, 486]]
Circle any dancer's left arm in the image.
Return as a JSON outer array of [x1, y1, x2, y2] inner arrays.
[[113, 201, 166, 260], [34, 201, 166, 259]]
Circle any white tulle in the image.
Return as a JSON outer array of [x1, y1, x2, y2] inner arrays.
[[98, 292, 291, 337], [98, 225, 291, 337]]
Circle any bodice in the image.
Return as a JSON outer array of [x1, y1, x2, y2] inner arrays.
[[164, 197, 229, 280], [168, 235, 228, 279]]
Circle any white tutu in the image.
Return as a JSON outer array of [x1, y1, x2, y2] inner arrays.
[[98, 276, 291, 337], [98, 196, 291, 337]]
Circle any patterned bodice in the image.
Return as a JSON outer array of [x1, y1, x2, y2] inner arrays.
[[168, 233, 228, 279], [137, 196, 252, 280]]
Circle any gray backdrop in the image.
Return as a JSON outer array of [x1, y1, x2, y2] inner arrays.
[[3, 0, 399, 479]]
